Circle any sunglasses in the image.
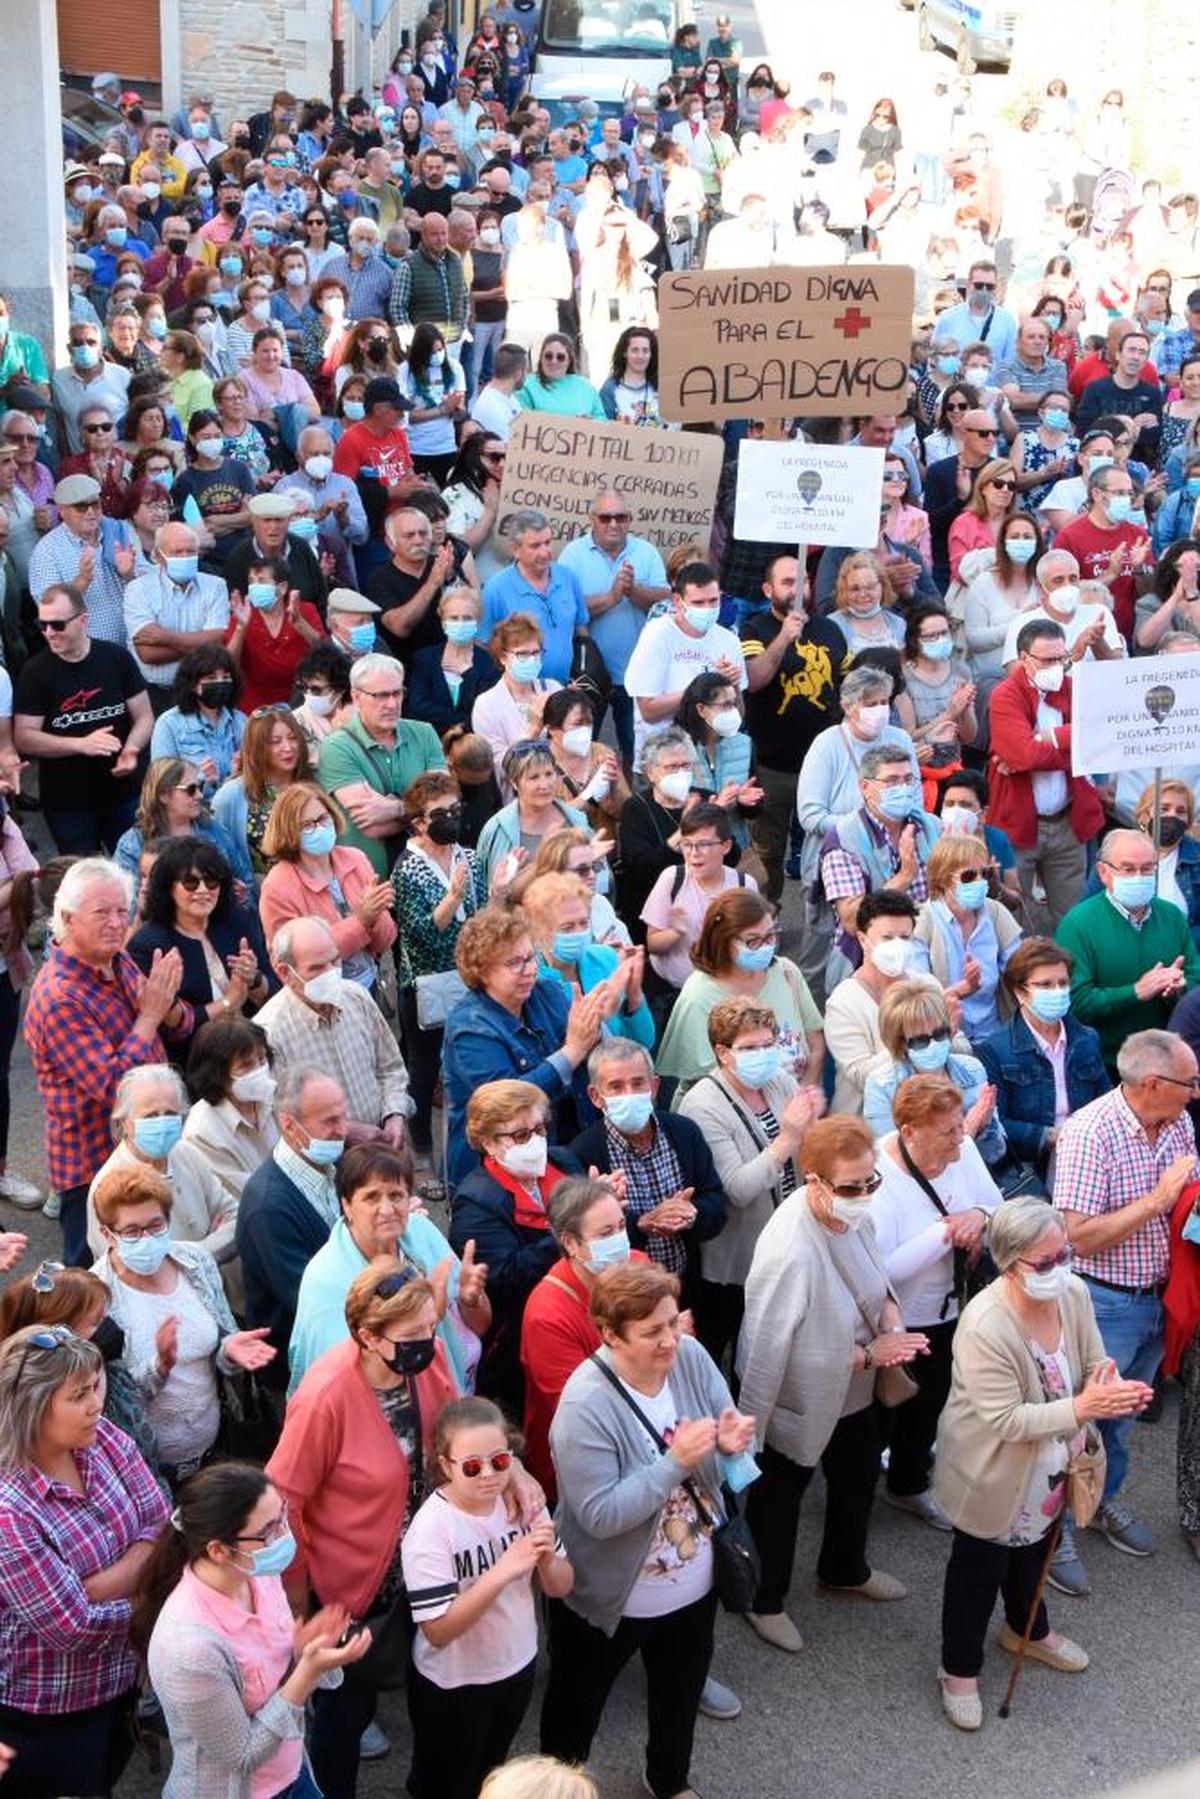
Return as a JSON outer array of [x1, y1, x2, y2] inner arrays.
[[32, 1260, 66, 1294], [15, 1323, 78, 1387], [250, 702, 291, 718], [595, 511, 630, 523], [83, 422, 115, 434], [988, 478, 1017, 491], [1019, 1245, 1072, 1276], [375, 1266, 420, 1301], [944, 402, 969, 413], [175, 782, 203, 798], [508, 736, 551, 759], [448, 1451, 513, 1478], [823, 1170, 883, 1199], [906, 1026, 952, 1051], [968, 427, 998, 438], [40, 614, 82, 633], [176, 872, 220, 892]]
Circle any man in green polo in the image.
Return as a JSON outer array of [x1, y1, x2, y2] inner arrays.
[[317, 650, 444, 876]]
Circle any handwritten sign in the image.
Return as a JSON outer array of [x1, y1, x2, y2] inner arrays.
[[733, 441, 885, 546], [497, 415, 724, 556], [656, 265, 916, 424], [1072, 654, 1200, 775]]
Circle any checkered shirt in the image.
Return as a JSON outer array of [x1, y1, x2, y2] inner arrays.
[[604, 1113, 687, 1276], [1052, 1085, 1193, 1288]]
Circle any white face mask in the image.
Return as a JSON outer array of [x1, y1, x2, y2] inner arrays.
[[1048, 583, 1079, 617], [498, 1134, 548, 1180], [856, 703, 890, 738], [305, 690, 335, 717], [870, 937, 911, 979], [301, 966, 343, 1006], [304, 454, 333, 482], [1020, 1262, 1070, 1302], [1031, 661, 1065, 693], [231, 1064, 277, 1105], [561, 725, 593, 757], [830, 1195, 872, 1230], [707, 706, 741, 738], [657, 768, 692, 805], [942, 803, 981, 835]]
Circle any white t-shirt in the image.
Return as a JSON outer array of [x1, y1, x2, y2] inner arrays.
[[397, 358, 467, 457], [624, 615, 747, 767], [871, 1134, 1001, 1329], [401, 1491, 560, 1688], [619, 1378, 715, 1619], [1000, 602, 1123, 666], [122, 1267, 220, 1465], [469, 385, 521, 442], [1040, 474, 1087, 521]]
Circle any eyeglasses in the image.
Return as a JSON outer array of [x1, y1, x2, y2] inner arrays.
[[1018, 1245, 1072, 1276], [5, 432, 39, 443], [823, 1170, 883, 1199], [500, 951, 538, 974], [40, 616, 81, 633], [541, 352, 569, 364], [738, 929, 779, 952], [494, 1122, 547, 1146], [682, 839, 724, 853], [233, 1499, 291, 1544], [1153, 1073, 1200, 1092], [358, 688, 403, 701], [944, 402, 969, 413], [481, 452, 506, 464], [112, 1218, 170, 1243], [82, 422, 115, 434], [31, 1260, 65, 1294], [448, 1451, 513, 1478], [176, 872, 220, 893], [906, 1025, 952, 1052], [595, 511, 631, 523], [1025, 651, 1068, 668]]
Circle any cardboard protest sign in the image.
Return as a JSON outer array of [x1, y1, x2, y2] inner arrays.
[[733, 441, 885, 546], [498, 415, 724, 555], [656, 265, 916, 424], [1072, 654, 1200, 775]]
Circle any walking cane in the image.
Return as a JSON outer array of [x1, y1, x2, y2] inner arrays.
[[998, 1513, 1064, 1719]]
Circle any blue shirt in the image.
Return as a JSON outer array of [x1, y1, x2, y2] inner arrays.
[[557, 531, 667, 682], [911, 899, 1015, 1043], [481, 562, 588, 684], [1154, 326, 1200, 381], [932, 300, 1018, 366]]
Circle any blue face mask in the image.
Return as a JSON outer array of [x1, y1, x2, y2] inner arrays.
[[603, 1092, 654, 1135], [508, 653, 542, 683], [300, 821, 337, 857], [1086, 454, 1114, 477], [552, 929, 591, 964], [251, 227, 274, 246], [348, 621, 376, 653], [1145, 317, 1165, 336], [151, 467, 174, 490], [1006, 536, 1037, 564], [304, 1135, 344, 1166], [1106, 494, 1133, 524], [734, 941, 775, 973], [239, 1529, 297, 1578], [1111, 872, 1156, 911], [955, 877, 989, 911], [247, 582, 277, 609], [936, 355, 960, 375], [343, 400, 366, 421], [219, 256, 243, 278], [717, 1448, 761, 1494], [586, 1227, 631, 1272], [1042, 407, 1070, 431], [115, 1226, 173, 1275], [1186, 478, 1200, 499], [1028, 986, 1071, 1023], [907, 1036, 951, 1073], [877, 783, 916, 822], [922, 635, 953, 661], [684, 605, 719, 635], [105, 225, 128, 247], [733, 1045, 780, 1088], [444, 618, 477, 645], [289, 516, 319, 542], [72, 343, 101, 370], [165, 554, 198, 584], [132, 1114, 183, 1159]]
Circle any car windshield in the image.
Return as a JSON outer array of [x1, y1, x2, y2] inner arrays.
[[540, 96, 627, 129], [541, 0, 675, 56]]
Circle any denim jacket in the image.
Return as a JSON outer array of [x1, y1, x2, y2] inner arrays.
[[976, 1010, 1110, 1162]]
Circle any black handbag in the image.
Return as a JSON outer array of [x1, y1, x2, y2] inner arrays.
[[569, 632, 613, 710], [588, 1355, 761, 1614], [896, 1136, 995, 1314]]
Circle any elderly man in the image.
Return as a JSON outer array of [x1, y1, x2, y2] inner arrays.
[[122, 521, 229, 708], [29, 473, 147, 645], [325, 587, 382, 660], [993, 315, 1071, 428], [367, 505, 456, 667], [625, 558, 747, 767], [277, 423, 368, 588], [1051, 1028, 1198, 1591], [387, 212, 469, 349], [557, 489, 669, 763], [1000, 548, 1124, 668], [257, 917, 412, 1141], [437, 73, 489, 152], [235, 1064, 349, 1386], [1054, 461, 1155, 640], [924, 408, 1002, 593], [25, 857, 192, 1263], [223, 490, 327, 614], [50, 322, 132, 453], [481, 508, 588, 685], [318, 651, 444, 875], [320, 215, 394, 321], [175, 101, 227, 174], [1056, 830, 1200, 1073]]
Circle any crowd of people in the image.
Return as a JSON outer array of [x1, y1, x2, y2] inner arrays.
[[0, 12, 1199, 1799]]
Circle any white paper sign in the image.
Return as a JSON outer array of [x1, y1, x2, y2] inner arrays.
[[733, 441, 885, 546], [1071, 654, 1200, 775]]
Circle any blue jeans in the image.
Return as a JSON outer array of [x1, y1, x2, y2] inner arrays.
[[275, 1762, 324, 1799], [1082, 1280, 1164, 1500]]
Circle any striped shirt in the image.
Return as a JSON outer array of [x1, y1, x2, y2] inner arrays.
[[1052, 1085, 1194, 1288]]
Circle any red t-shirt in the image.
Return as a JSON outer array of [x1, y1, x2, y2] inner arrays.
[[225, 603, 325, 713], [1069, 349, 1160, 400], [1052, 515, 1153, 639], [332, 420, 413, 489]]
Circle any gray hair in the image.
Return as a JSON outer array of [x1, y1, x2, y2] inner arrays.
[[1098, 827, 1153, 867], [840, 665, 893, 711], [153, 521, 197, 554], [0, 1328, 104, 1469], [641, 727, 693, 776], [349, 652, 404, 693], [987, 1195, 1065, 1273], [111, 1064, 188, 1141], [275, 1062, 339, 1117], [509, 508, 550, 542], [272, 917, 336, 970], [52, 858, 130, 943], [1036, 548, 1078, 585], [587, 1036, 655, 1086], [1161, 632, 1200, 653], [546, 1175, 615, 1244], [1117, 1028, 1189, 1087], [859, 743, 914, 782]]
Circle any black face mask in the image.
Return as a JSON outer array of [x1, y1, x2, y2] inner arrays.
[[127, 106, 145, 126], [92, 1316, 126, 1363], [381, 1335, 436, 1376], [1157, 815, 1187, 847], [232, 132, 251, 148], [366, 338, 390, 362], [166, 239, 189, 255], [221, 198, 242, 216], [426, 806, 462, 844], [198, 680, 234, 708]]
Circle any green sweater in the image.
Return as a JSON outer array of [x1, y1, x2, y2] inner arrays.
[[1055, 891, 1200, 1068]]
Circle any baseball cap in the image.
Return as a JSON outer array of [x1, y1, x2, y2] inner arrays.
[[363, 377, 404, 409], [120, 90, 143, 108]]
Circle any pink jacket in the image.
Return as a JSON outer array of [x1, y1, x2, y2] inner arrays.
[[258, 845, 396, 967], [947, 512, 998, 586]]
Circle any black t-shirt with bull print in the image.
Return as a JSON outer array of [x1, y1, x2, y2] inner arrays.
[[15, 642, 147, 810]]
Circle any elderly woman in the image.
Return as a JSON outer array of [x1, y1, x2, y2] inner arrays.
[[114, 755, 247, 886], [655, 889, 824, 1101], [289, 1142, 489, 1394], [529, 826, 631, 948], [471, 612, 562, 788], [91, 1163, 275, 1485], [977, 938, 1109, 1181], [213, 375, 279, 484], [932, 1196, 1152, 1730], [475, 739, 588, 890], [181, 1016, 281, 1207], [912, 833, 1022, 1045], [871, 1076, 1002, 1533], [1128, 776, 1200, 947], [615, 727, 710, 927], [863, 980, 1005, 1167], [449, 1078, 585, 1414], [826, 552, 907, 661], [523, 872, 653, 1049], [0, 1325, 169, 1797], [213, 707, 313, 881], [258, 783, 396, 993], [739, 1117, 929, 1652], [541, 1261, 755, 1794], [150, 645, 246, 795], [442, 907, 603, 1186], [678, 998, 825, 1367], [408, 587, 499, 735], [673, 671, 760, 853], [543, 687, 630, 834]]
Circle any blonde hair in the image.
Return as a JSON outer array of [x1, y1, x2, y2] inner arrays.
[[925, 831, 990, 896], [344, 1257, 436, 1338], [522, 872, 590, 942], [465, 1078, 548, 1149], [479, 1758, 598, 1799], [834, 550, 891, 614], [876, 980, 952, 1061], [1136, 777, 1194, 829], [260, 782, 344, 861]]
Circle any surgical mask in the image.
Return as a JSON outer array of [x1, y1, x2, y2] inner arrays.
[[955, 877, 989, 911], [870, 937, 911, 978], [1085, 454, 1113, 477], [70, 183, 95, 204], [247, 581, 277, 608], [115, 1227, 173, 1275], [165, 554, 199, 583], [498, 1134, 548, 1180], [380, 1335, 437, 1376], [151, 467, 176, 489], [132, 1114, 183, 1159], [300, 821, 337, 857], [289, 516, 318, 542], [1041, 314, 1063, 332], [285, 265, 307, 287], [479, 227, 501, 247], [684, 605, 718, 634], [426, 806, 461, 845], [304, 454, 332, 481], [303, 1133, 344, 1166], [240, 1530, 297, 1578], [561, 725, 593, 756], [877, 782, 917, 821], [444, 617, 477, 645], [552, 929, 591, 964], [1145, 317, 1165, 336], [1110, 872, 1156, 911], [707, 706, 741, 736], [1031, 662, 1065, 693], [348, 621, 376, 653], [586, 1227, 631, 1272], [141, 183, 162, 202], [657, 768, 692, 805], [195, 321, 215, 347], [1049, 583, 1078, 616], [248, 299, 271, 322], [921, 635, 953, 661], [1186, 478, 1200, 499], [1021, 1263, 1070, 1302], [352, 238, 377, 257], [303, 967, 343, 1006], [304, 690, 334, 717], [942, 804, 981, 834], [1006, 536, 1036, 564], [849, 597, 882, 618], [936, 355, 959, 375], [830, 1195, 872, 1230], [508, 653, 542, 683], [195, 436, 224, 460], [963, 365, 989, 386], [105, 225, 128, 246], [444, 170, 461, 189], [197, 183, 213, 199], [1042, 407, 1070, 431], [72, 343, 101, 369], [856, 703, 890, 738], [192, 120, 211, 140], [639, 132, 656, 149], [907, 1037, 950, 1073], [1027, 986, 1071, 1023], [219, 256, 243, 277], [343, 400, 365, 421], [231, 1064, 277, 1105], [733, 1046, 780, 1088], [603, 1093, 654, 1136], [734, 941, 775, 973], [1106, 494, 1132, 524]]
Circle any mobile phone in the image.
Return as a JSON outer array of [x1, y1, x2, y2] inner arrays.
[[336, 1619, 363, 1648]]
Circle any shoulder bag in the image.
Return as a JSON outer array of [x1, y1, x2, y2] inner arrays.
[[896, 1135, 995, 1317], [840, 1269, 918, 1409]]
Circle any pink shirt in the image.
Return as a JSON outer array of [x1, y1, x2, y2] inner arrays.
[[641, 864, 755, 990], [1031, 1020, 1069, 1127], [946, 511, 998, 586]]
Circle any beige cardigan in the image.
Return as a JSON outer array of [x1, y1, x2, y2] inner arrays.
[[932, 1276, 1105, 1540]]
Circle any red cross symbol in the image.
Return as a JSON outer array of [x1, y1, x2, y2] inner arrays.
[[833, 306, 872, 339]]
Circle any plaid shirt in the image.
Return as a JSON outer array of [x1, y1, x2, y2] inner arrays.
[[819, 809, 930, 906], [0, 1417, 168, 1714], [25, 946, 193, 1191], [604, 1114, 687, 1276], [255, 981, 412, 1127], [1052, 1086, 1194, 1288]]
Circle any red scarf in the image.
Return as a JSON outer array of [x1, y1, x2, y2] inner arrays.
[[482, 1155, 568, 1232], [1164, 1178, 1200, 1376]]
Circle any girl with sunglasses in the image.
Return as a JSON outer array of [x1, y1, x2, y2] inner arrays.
[[402, 1396, 572, 1799], [947, 457, 1019, 587], [114, 755, 248, 892], [922, 380, 976, 465]]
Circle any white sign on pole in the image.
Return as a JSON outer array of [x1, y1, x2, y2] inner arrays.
[[1071, 654, 1200, 775], [733, 441, 885, 546]]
